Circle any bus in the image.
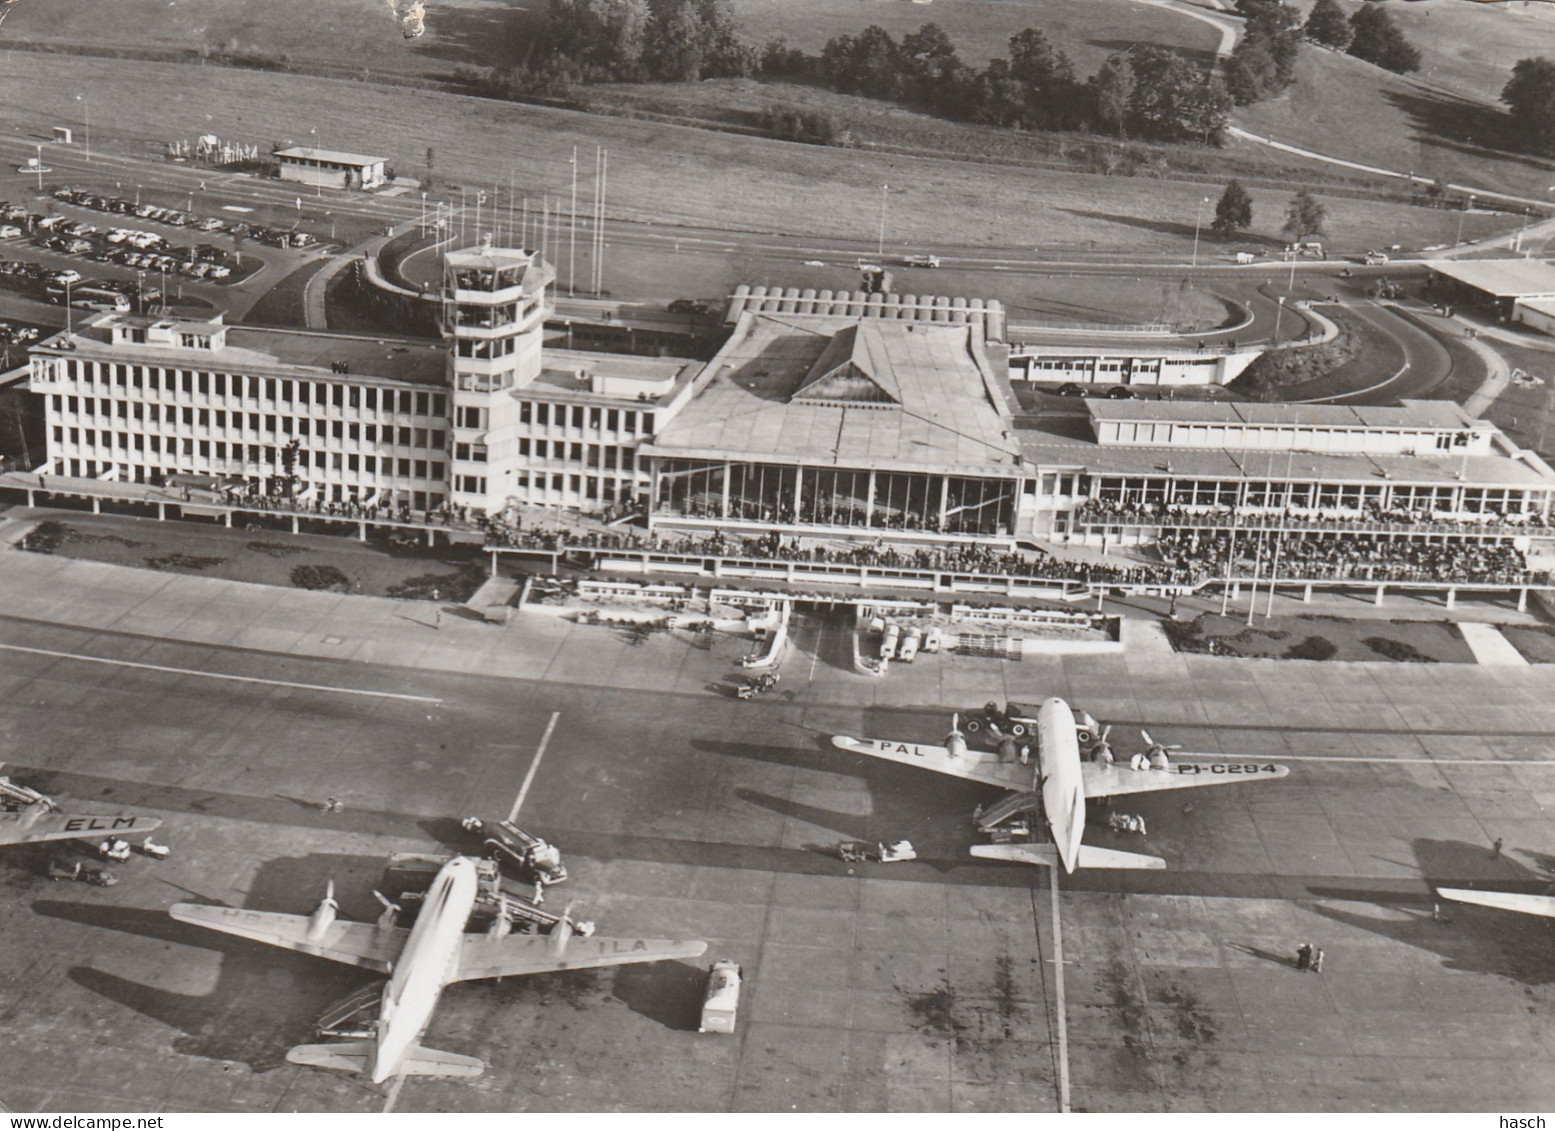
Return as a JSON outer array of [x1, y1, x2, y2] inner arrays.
[[45, 284, 130, 312]]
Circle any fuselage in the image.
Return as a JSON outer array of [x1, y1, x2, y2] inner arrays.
[[371, 856, 480, 1083], [1034, 698, 1085, 873]]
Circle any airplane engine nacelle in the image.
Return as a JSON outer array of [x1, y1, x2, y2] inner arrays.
[[945, 732, 967, 760], [1091, 742, 1114, 766], [998, 737, 1022, 764]]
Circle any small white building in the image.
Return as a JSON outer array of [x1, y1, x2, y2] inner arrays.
[[275, 146, 387, 191]]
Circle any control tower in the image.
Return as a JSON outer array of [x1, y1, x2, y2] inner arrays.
[[441, 239, 555, 512]]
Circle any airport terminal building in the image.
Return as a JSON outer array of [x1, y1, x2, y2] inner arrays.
[[23, 244, 1555, 588]]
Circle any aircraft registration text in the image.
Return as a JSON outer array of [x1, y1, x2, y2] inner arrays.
[[1173, 764, 1280, 775]]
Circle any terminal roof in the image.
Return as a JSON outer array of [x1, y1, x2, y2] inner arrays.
[[1085, 399, 1476, 431], [644, 313, 1020, 474], [52, 320, 447, 387], [1428, 258, 1555, 298], [273, 146, 386, 167], [1019, 422, 1553, 488]]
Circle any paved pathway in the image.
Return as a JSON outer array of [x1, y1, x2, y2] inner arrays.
[[1457, 621, 1528, 666]]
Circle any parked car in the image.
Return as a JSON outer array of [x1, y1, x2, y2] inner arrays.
[[904, 253, 941, 268], [0, 225, 20, 239]]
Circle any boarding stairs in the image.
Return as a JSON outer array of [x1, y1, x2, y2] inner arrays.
[[315, 984, 383, 1040], [975, 790, 1041, 833]]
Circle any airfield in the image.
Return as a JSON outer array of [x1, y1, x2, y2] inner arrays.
[[0, 520, 1552, 1113]]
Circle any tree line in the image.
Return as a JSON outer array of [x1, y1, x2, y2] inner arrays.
[[802, 25, 1233, 144]]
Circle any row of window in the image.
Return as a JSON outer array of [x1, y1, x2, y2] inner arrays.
[[517, 401, 654, 434], [53, 359, 448, 418], [515, 440, 636, 471], [53, 427, 448, 482], [51, 397, 447, 451], [513, 472, 636, 503]]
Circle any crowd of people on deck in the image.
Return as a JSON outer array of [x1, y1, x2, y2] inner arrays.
[[1074, 497, 1550, 533], [1155, 530, 1534, 586]]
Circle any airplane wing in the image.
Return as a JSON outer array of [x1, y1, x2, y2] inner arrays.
[[1082, 759, 1289, 799], [0, 810, 161, 845], [169, 903, 406, 973], [452, 933, 708, 983], [831, 735, 1030, 791], [1437, 888, 1555, 919]]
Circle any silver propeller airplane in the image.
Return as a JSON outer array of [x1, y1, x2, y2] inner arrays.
[[833, 697, 1289, 871], [0, 763, 162, 846], [171, 855, 708, 1082]]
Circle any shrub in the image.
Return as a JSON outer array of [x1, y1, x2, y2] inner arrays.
[[145, 554, 226, 571], [290, 563, 350, 591], [1362, 636, 1436, 662], [22, 520, 71, 553], [1283, 635, 1337, 660]]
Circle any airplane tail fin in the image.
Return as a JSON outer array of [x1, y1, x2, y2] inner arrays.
[[286, 1041, 485, 1079], [971, 843, 1165, 870], [399, 1045, 485, 1078], [286, 1041, 372, 1075]]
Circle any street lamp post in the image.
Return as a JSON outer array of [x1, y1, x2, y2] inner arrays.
[[420, 191, 427, 238], [877, 183, 888, 258], [568, 147, 578, 298], [1455, 193, 1475, 246], [1273, 293, 1287, 340], [76, 93, 90, 162], [1192, 196, 1209, 268]]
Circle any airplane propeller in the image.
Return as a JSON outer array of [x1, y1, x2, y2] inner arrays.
[[549, 900, 579, 957], [487, 893, 513, 939], [945, 713, 967, 760], [1139, 730, 1182, 770], [1090, 724, 1115, 765], [372, 889, 400, 934], [306, 879, 339, 943]]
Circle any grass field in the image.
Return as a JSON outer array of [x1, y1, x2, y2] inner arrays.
[[1164, 610, 1476, 662], [1282, 0, 1555, 107], [728, 0, 1221, 71], [0, 0, 1219, 82], [17, 513, 489, 600], [1233, 40, 1555, 201], [3, 52, 1523, 260]]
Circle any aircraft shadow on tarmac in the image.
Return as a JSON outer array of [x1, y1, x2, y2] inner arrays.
[[1306, 838, 1555, 986], [33, 853, 397, 1072]]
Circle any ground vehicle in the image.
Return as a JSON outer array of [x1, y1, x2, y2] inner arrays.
[[1287, 240, 1325, 260], [48, 284, 128, 312], [699, 960, 742, 1034], [0, 225, 19, 239], [1364, 250, 1390, 265], [1234, 251, 1256, 264], [879, 622, 901, 660], [923, 626, 943, 654], [1105, 385, 1135, 399], [1056, 382, 1089, 397], [898, 626, 921, 663], [904, 253, 941, 268], [466, 817, 567, 885]]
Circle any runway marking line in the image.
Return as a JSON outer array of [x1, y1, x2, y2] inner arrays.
[[381, 1073, 407, 1113], [509, 711, 561, 822], [1050, 865, 1071, 1114], [0, 642, 443, 705], [1182, 754, 1555, 765]]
